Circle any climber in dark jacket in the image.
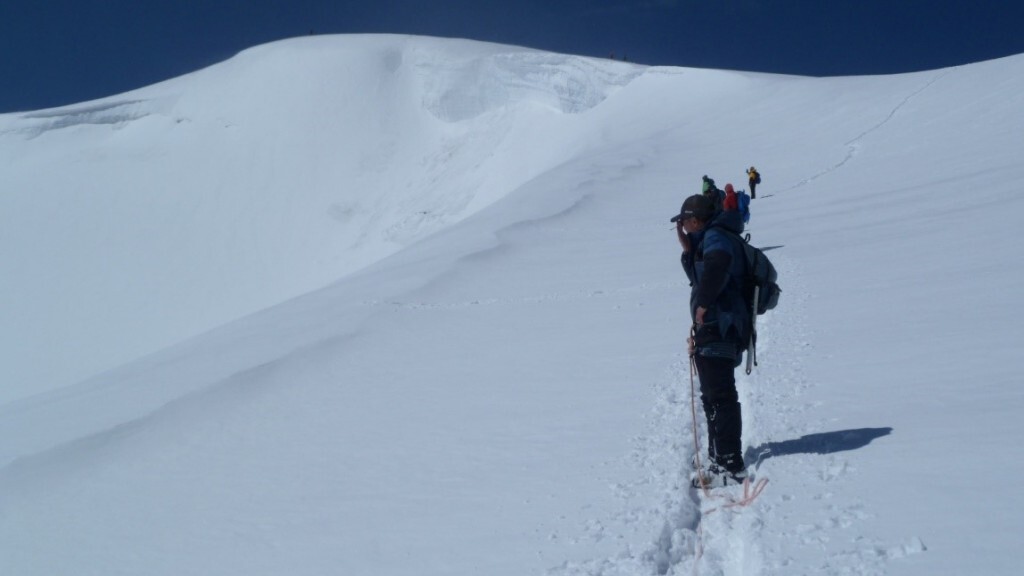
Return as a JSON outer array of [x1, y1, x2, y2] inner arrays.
[[672, 193, 750, 487]]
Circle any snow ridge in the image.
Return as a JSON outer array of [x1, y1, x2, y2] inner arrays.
[[422, 51, 643, 121]]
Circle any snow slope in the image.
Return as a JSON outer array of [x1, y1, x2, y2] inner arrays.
[[1, 34, 1022, 575], [0, 35, 643, 402]]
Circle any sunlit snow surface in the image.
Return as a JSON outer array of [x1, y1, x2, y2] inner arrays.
[[1, 34, 1021, 575]]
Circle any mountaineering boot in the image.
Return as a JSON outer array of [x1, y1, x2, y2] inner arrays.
[[690, 451, 714, 470], [716, 451, 746, 474], [690, 462, 749, 489]]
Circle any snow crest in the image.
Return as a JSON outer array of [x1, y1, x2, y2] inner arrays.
[[420, 51, 643, 121]]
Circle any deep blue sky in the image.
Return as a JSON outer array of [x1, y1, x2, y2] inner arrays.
[[3, 0, 1023, 113]]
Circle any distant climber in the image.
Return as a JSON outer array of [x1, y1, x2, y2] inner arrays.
[[723, 183, 738, 212], [723, 183, 751, 225], [702, 175, 724, 213], [746, 166, 761, 199]]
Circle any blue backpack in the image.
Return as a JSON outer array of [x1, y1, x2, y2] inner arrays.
[[737, 191, 751, 224]]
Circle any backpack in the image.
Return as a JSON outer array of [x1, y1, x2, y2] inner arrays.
[[714, 227, 779, 372], [754, 172, 761, 184], [736, 191, 751, 224], [743, 238, 780, 316], [719, 228, 780, 316]]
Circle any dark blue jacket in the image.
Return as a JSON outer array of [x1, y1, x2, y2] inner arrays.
[[681, 210, 750, 345]]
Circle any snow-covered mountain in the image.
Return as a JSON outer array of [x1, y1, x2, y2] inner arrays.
[[1, 34, 1021, 575]]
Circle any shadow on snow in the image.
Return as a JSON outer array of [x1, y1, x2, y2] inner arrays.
[[745, 427, 893, 469]]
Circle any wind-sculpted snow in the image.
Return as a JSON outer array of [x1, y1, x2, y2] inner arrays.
[[420, 51, 643, 121], [2, 100, 159, 138]]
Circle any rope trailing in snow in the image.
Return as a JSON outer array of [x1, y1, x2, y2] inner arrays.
[[689, 346, 714, 497]]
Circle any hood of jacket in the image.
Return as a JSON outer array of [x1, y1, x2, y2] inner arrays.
[[707, 208, 745, 236]]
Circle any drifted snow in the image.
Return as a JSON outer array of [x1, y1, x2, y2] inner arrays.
[[0, 34, 1021, 575]]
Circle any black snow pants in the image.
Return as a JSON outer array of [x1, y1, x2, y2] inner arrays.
[[694, 353, 745, 472]]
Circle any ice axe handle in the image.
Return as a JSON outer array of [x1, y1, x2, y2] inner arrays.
[[746, 285, 759, 375]]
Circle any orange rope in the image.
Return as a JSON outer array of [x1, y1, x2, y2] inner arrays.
[[689, 346, 714, 498]]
